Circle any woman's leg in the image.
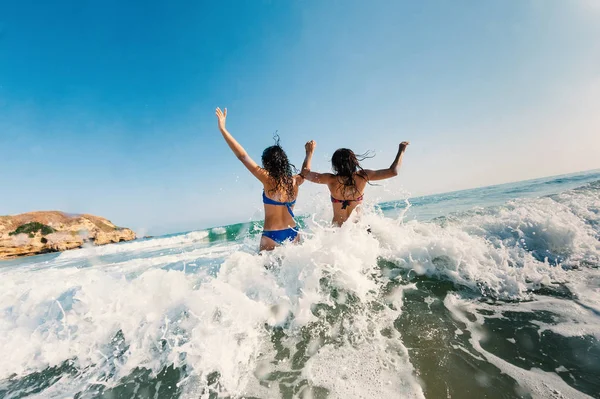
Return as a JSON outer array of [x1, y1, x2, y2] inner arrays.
[[260, 235, 277, 251]]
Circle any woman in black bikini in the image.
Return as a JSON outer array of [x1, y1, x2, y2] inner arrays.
[[216, 107, 304, 250], [300, 140, 409, 226]]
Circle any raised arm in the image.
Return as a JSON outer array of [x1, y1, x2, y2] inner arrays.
[[300, 140, 334, 185], [216, 107, 268, 183], [362, 141, 409, 181]]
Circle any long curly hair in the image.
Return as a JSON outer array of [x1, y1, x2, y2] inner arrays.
[[331, 148, 373, 198], [261, 136, 296, 200]]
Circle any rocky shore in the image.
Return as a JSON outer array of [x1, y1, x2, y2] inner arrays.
[[0, 211, 136, 260]]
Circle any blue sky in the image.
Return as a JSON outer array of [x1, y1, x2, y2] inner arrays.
[[1, 0, 599, 234]]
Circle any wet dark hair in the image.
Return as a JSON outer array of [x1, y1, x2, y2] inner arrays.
[[261, 135, 296, 200], [331, 148, 373, 197]]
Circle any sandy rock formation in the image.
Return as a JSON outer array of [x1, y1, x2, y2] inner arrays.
[[45, 232, 85, 252], [94, 228, 137, 245], [0, 211, 136, 260]]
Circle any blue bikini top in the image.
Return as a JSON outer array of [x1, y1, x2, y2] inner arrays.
[[262, 191, 296, 218]]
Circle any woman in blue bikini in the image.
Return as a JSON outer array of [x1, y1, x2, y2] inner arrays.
[[216, 107, 304, 251]]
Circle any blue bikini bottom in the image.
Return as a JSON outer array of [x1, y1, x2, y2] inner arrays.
[[262, 227, 298, 244]]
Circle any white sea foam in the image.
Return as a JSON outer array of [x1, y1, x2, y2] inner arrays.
[[0, 217, 426, 397], [1, 180, 599, 398], [54, 230, 210, 260], [364, 185, 600, 300], [210, 227, 227, 235], [444, 294, 595, 399]]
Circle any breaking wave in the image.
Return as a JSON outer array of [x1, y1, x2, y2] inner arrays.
[[1, 175, 599, 398]]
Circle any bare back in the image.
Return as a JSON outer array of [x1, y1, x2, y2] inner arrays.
[[262, 175, 303, 231], [327, 172, 368, 226]]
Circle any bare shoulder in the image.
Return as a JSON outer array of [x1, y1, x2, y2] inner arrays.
[[356, 170, 370, 181], [319, 173, 337, 186]]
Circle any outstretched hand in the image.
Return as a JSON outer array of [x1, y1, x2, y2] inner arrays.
[[400, 141, 410, 151], [305, 140, 316, 153], [216, 107, 227, 131]]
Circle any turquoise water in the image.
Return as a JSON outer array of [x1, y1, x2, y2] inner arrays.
[[1, 170, 599, 398]]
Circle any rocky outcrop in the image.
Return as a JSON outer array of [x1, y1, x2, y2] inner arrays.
[[0, 211, 136, 260], [94, 228, 136, 245]]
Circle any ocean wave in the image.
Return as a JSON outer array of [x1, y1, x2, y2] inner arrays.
[[367, 182, 600, 300], [1, 178, 599, 398], [54, 230, 210, 260]]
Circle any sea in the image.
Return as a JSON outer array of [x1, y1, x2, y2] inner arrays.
[[1, 170, 599, 399]]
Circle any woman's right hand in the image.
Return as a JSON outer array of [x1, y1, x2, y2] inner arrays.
[[399, 141, 410, 151], [216, 107, 227, 131], [305, 140, 316, 153]]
